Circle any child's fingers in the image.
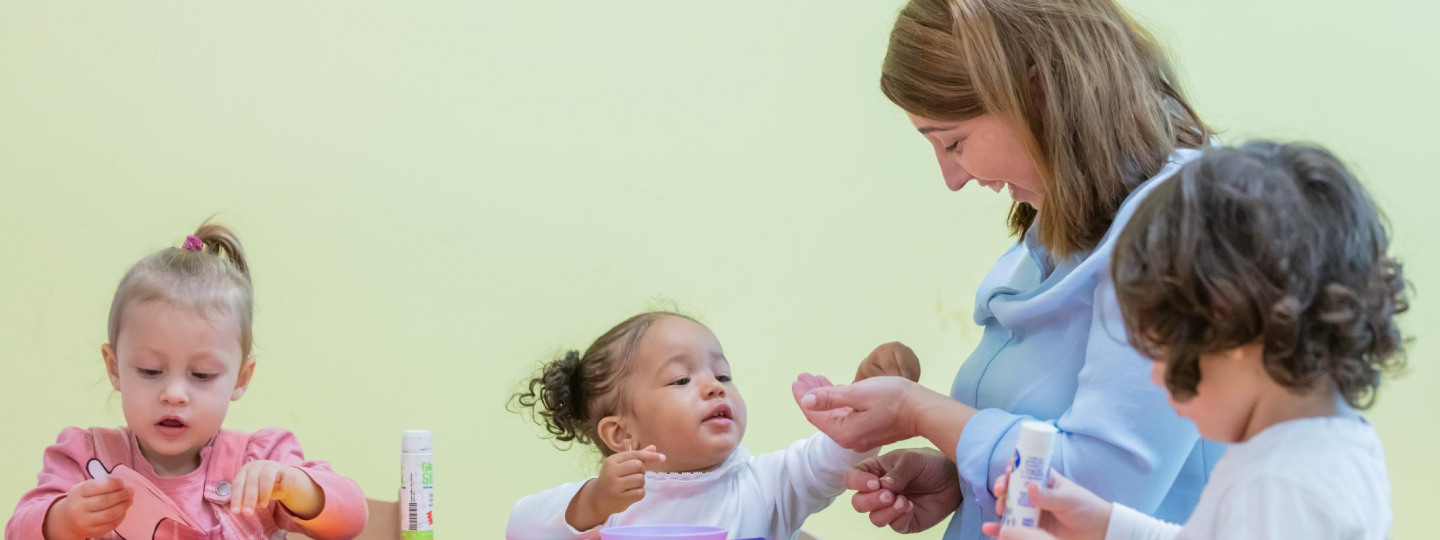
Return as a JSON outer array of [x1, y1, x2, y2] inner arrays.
[[88, 487, 134, 514], [791, 375, 811, 397], [610, 446, 666, 465], [76, 484, 132, 513], [993, 471, 1009, 516], [997, 525, 1061, 540], [1026, 483, 1053, 512], [91, 495, 132, 529], [850, 489, 896, 513], [79, 477, 126, 497], [620, 453, 666, 469], [636, 452, 668, 469], [875, 450, 932, 493], [801, 372, 829, 388], [845, 466, 883, 492], [981, 522, 1002, 537], [618, 486, 646, 502], [73, 510, 107, 531], [1028, 470, 1071, 510], [614, 454, 663, 478], [74, 493, 129, 530], [865, 495, 912, 528], [613, 460, 643, 478], [1027, 481, 1084, 518], [898, 358, 921, 383], [230, 465, 253, 513], [251, 463, 282, 513], [794, 373, 817, 389], [617, 474, 645, 493], [71, 498, 128, 535]]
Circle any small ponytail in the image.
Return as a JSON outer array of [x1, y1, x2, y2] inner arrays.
[[107, 218, 256, 359], [509, 311, 692, 456], [193, 221, 250, 279], [513, 350, 591, 445]]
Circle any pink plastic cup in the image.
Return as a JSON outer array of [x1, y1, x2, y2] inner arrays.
[[598, 525, 729, 540]]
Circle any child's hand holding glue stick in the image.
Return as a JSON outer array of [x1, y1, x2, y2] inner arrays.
[[981, 466, 1112, 540], [565, 445, 666, 531]]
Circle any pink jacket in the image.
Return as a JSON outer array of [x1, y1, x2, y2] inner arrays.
[[6, 427, 368, 540]]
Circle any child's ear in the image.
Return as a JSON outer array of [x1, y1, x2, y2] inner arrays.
[[596, 415, 633, 455], [1232, 341, 1266, 369], [231, 357, 256, 401], [102, 344, 121, 391]]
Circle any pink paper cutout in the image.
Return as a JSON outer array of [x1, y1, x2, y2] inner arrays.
[[87, 459, 199, 539]]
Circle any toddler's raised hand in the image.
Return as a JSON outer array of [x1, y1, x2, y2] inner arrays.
[[566, 445, 666, 530]]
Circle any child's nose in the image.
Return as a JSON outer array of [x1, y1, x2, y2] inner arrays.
[[702, 378, 726, 398], [159, 377, 189, 405]]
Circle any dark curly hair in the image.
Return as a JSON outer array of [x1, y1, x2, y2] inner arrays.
[[1112, 141, 1408, 409], [510, 311, 695, 456]]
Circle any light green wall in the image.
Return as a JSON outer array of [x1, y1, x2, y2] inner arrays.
[[2, 1, 1433, 538]]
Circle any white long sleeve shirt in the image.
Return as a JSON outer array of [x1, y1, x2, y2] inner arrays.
[[507, 433, 874, 540], [1105, 414, 1390, 540]]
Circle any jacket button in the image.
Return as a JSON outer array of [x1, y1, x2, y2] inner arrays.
[[216, 481, 232, 496]]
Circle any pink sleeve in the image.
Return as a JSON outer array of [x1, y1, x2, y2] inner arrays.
[[5, 427, 97, 540], [247, 428, 368, 540]]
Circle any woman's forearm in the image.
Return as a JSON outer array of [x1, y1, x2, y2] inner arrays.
[[907, 385, 977, 462]]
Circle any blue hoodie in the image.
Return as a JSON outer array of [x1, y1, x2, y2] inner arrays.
[[943, 147, 1226, 540]]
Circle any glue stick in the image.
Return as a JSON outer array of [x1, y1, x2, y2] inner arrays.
[[401, 430, 434, 540], [1001, 421, 1057, 529]]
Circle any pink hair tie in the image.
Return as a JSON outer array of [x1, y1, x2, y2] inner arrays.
[[182, 235, 204, 251]]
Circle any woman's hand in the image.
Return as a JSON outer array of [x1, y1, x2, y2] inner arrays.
[[846, 448, 962, 533], [795, 371, 972, 455], [854, 341, 921, 382], [792, 373, 926, 451], [981, 470, 1111, 540]]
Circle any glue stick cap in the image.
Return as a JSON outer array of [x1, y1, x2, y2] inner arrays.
[[1016, 421, 1057, 456], [402, 430, 432, 453]]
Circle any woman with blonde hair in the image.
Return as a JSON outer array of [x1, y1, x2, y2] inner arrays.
[[794, 0, 1222, 538]]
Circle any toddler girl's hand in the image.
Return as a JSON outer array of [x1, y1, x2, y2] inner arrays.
[[46, 478, 133, 540], [567, 446, 666, 530], [593, 445, 665, 515], [845, 447, 961, 533], [983, 469, 1111, 540], [854, 342, 921, 382], [229, 460, 321, 517]]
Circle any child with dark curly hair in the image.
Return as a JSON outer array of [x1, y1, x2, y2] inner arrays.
[[985, 142, 1407, 540], [506, 312, 888, 540]]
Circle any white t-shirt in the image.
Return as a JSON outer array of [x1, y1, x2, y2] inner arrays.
[[1106, 413, 1390, 540], [506, 433, 873, 540]]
